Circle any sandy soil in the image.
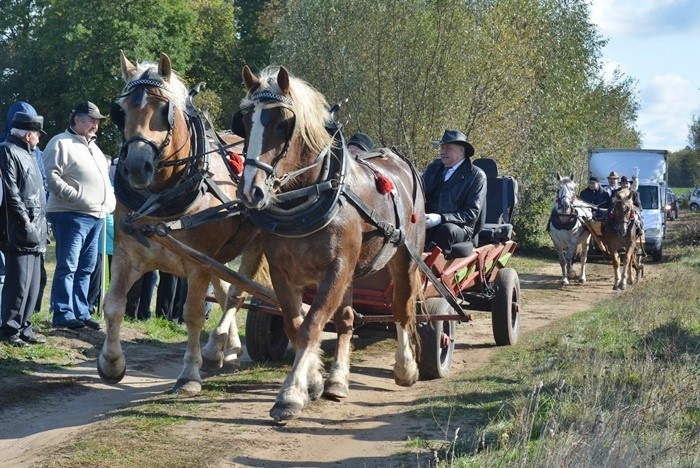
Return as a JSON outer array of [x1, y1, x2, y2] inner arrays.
[[0, 254, 660, 467]]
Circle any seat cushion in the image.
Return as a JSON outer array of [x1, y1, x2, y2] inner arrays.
[[478, 223, 513, 244]]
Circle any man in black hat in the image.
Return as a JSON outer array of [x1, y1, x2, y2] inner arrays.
[[0, 112, 49, 346], [579, 176, 610, 218], [421, 129, 487, 255], [43, 101, 115, 330], [347, 132, 374, 156]]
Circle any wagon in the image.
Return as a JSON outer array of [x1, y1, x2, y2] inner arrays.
[[243, 157, 522, 379]]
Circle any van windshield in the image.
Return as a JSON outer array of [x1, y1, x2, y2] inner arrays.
[[638, 185, 658, 209]]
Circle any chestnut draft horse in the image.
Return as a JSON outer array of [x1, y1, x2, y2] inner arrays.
[[235, 65, 426, 422], [547, 175, 593, 285], [602, 188, 643, 290], [98, 52, 267, 395]]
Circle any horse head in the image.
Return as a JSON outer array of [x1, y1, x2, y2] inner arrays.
[[236, 65, 333, 209], [608, 188, 635, 235], [554, 173, 576, 214], [112, 51, 190, 191]]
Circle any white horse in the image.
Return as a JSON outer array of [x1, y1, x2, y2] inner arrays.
[[547, 174, 594, 285]]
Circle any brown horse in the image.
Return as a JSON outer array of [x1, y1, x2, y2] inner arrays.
[[602, 188, 643, 290], [98, 52, 266, 395], [235, 65, 426, 422]]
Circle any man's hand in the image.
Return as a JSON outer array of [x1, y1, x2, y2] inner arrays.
[[632, 166, 639, 178], [425, 213, 441, 228]]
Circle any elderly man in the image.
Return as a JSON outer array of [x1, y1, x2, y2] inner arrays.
[[605, 171, 620, 196], [421, 129, 486, 255], [0, 112, 49, 346], [44, 101, 116, 330]]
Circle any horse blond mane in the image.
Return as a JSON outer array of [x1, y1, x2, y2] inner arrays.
[[121, 61, 189, 110], [241, 66, 333, 153]]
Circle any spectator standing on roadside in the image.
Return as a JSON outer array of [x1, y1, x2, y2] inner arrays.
[[43, 101, 115, 330], [1, 102, 49, 316], [0, 112, 49, 346]]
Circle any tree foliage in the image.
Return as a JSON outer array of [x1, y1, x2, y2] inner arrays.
[[0, 0, 643, 245], [270, 0, 640, 245]]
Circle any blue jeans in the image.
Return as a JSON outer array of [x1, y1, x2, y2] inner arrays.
[[48, 212, 104, 325]]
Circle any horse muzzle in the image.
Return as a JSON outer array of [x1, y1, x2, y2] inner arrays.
[[121, 143, 156, 190]]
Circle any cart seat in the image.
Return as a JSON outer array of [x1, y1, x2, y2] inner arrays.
[[472, 157, 518, 244]]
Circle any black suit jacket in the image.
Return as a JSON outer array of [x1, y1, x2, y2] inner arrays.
[[422, 158, 487, 241]]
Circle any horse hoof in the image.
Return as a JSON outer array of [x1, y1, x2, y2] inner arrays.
[[394, 372, 418, 387], [561, 279, 569, 285], [323, 381, 349, 401], [578, 278, 586, 284], [613, 284, 619, 291], [170, 379, 201, 397], [97, 354, 126, 384], [270, 401, 303, 423]]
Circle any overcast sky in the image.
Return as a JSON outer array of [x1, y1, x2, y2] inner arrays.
[[590, 0, 700, 151]]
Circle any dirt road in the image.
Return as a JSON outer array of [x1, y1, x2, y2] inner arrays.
[[0, 258, 654, 467]]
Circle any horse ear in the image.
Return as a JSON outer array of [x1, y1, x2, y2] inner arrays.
[[556, 172, 561, 181], [277, 67, 290, 95], [119, 50, 137, 81], [570, 174, 574, 181], [159, 53, 173, 81], [242, 65, 259, 93]]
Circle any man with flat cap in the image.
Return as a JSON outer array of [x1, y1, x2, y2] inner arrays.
[[422, 129, 487, 255], [0, 112, 49, 346], [347, 132, 374, 156], [43, 101, 115, 330]]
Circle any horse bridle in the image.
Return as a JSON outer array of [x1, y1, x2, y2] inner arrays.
[[112, 73, 179, 169], [236, 90, 329, 193], [555, 183, 576, 215]]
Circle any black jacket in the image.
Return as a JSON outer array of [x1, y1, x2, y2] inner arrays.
[[0, 134, 48, 253], [422, 158, 487, 241], [580, 187, 611, 208]]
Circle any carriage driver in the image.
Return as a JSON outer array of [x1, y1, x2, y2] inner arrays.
[[422, 129, 487, 256], [579, 176, 610, 219]]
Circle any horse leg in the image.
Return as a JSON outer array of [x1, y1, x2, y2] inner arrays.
[[324, 286, 354, 400], [201, 247, 267, 369], [270, 266, 349, 423], [201, 278, 242, 370], [171, 271, 209, 396], [553, 241, 568, 285], [578, 232, 590, 284], [611, 251, 621, 290], [565, 238, 578, 281], [389, 251, 420, 387], [98, 256, 143, 384]]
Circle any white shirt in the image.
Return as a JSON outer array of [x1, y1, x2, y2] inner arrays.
[[444, 159, 465, 181]]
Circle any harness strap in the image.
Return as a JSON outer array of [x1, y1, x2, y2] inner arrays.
[[342, 188, 403, 244]]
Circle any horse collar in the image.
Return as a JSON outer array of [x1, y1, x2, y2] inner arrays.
[[246, 133, 347, 237]]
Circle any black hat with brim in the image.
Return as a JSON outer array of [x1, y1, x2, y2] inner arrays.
[[72, 101, 106, 120], [11, 111, 46, 135], [432, 129, 475, 158], [589, 176, 599, 182], [348, 132, 374, 152]]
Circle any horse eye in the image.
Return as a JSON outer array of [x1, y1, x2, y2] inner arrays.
[[276, 120, 287, 134]]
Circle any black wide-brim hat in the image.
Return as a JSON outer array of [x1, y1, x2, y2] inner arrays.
[[432, 129, 475, 158], [11, 111, 46, 135], [348, 132, 374, 152]]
